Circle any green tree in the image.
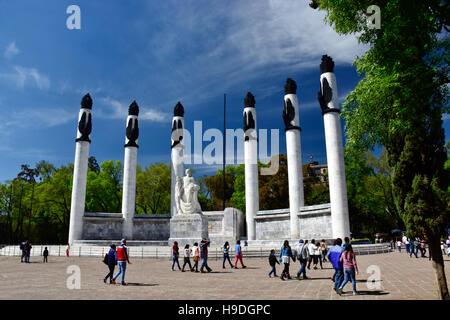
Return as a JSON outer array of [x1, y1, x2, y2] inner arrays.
[[135, 163, 171, 214], [85, 160, 123, 213], [311, 0, 449, 299]]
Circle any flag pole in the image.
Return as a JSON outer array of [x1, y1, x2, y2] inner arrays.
[[223, 93, 226, 211]]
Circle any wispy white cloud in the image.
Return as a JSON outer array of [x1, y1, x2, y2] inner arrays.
[[0, 66, 50, 90], [4, 41, 19, 59], [98, 97, 169, 122], [133, 0, 368, 107]]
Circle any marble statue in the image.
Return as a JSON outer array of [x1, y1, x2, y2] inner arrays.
[[175, 168, 202, 215]]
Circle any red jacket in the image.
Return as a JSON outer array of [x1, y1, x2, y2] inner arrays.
[[117, 245, 128, 261]]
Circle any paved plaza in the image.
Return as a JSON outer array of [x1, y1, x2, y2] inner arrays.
[[0, 251, 449, 300]]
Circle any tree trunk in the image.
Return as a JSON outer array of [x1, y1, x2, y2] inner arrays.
[[429, 236, 450, 300]]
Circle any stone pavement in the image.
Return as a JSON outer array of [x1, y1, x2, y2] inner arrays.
[[0, 251, 448, 300]]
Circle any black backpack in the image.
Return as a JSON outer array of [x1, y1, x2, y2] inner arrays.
[[103, 253, 108, 265]]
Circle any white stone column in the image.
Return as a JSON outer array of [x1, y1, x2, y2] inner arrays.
[[68, 94, 93, 245], [318, 55, 350, 240], [283, 78, 304, 239], [122, 101, 139, 239], [243, 92, 258, 240], [171, 102, 185, 216]]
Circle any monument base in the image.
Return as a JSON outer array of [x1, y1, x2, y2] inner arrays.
[[168, 213, 208, 247]]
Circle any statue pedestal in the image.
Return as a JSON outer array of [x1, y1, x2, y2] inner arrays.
[[168, 214, 208, 246]]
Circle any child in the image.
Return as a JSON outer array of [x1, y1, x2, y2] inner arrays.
[[268, 249, 280, 277], [182, 244, 193, 272], [396, 240, 402, 252], [43, 247, 49, 263]]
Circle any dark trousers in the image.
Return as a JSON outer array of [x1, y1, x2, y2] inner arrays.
[[43, 256, 48, 263], [104, 264, 115, 282], [223, 253, 233, 268], [182, 257, 192, 270], [281, 263, 291, 279]]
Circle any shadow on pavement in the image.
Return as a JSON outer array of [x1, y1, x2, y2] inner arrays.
[[126, 283, 159, 287], [351, 290, 389, 296]]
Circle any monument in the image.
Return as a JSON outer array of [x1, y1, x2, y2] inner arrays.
[[68, 93, 92, 245], [283, 78, 305, 239], [122, 101, 140, 239], [243, 92, 258, 241], [169, 168, 208, 246], [318, 54, 351, 239], [170, 102, 185, 216]]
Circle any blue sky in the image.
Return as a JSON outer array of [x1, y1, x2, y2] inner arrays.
[[0, 0, 447, 183]]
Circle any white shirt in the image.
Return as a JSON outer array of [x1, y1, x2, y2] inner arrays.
[[308, 243, 317, 255], [184, 248, 192, 258]]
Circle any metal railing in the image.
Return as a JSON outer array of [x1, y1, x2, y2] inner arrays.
[[0, 244, 392, 259]]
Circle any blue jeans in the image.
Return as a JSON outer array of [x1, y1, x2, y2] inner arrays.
[[410, 246, 418, 258], [172, 255, 181, 270], [200, 256, 210, 271], [405, 243, 410, 253], [334, 268, 344, 292], [269, 265, 277, 277], [297, 258, 307, 278], [339, 268, 356, 292], [397, 246, 402, 252], [223, 253, 233, 268], [113, 261, 127, 284]]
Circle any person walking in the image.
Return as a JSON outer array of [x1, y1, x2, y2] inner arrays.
[[295, 239, 309, 280], [222, 241, 233, 269], [315, 242, 323, 269], [200, 238, 212, 273], [66, 244, 70, 257], [279, 240, 294, 281], [112, 239, 131, 286], [307, 239, 317, 269], [181, 244, 193, 272], [320, 240, 328, 262], [191, 242, 200, 272], [43, 247, 49, 263], [20, 241, 26, 263], [171, 241, 181, 271], [403, 235, 410, 254], [397, 240, 402, 252], [104, 244, 117, 284], [409, 238, 418, 258], [420, 239, 426, 257], [342, 237, 350, 250], [268, 249, 280, 278], [337, 244, 359, 296], [327, 238, 344, 293], [234, 240, 247, 269], [25, 241, 32, 263]]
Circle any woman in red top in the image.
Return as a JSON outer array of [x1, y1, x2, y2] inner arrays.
[[172, 241, 181, 271], [337, 244, 359, 296]]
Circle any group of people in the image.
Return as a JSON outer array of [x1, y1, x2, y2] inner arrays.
[[171, 239, 247, 274], [19, 240, 32, 263], [397, 236, 428, 258], [397, 234, 450, 259], [103, 239, 131, 286], [270, 239, 328, 281], [272, 237, 358, 296]]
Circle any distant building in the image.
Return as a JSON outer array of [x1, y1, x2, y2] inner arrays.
[[304, 161, 328, 184]]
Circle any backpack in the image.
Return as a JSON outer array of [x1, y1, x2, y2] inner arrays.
[[103, 253, 108, 265]]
